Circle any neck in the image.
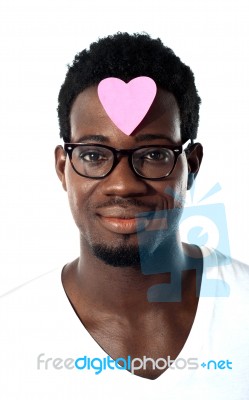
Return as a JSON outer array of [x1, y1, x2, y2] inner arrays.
[[64, 232, 202, 316]]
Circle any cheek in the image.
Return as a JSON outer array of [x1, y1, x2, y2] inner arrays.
[[172, 158, 188, 208], [155, 155, 188, 209], [64, 162, 96, 228]]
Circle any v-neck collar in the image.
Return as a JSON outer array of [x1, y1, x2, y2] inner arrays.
[[59, 246, 218, 383]]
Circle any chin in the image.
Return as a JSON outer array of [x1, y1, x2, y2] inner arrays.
[[87, 208, 183, 268], [90, 243, 142, 268]]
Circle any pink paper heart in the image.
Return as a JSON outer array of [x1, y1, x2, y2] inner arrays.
[[97, 77, 157, 135]]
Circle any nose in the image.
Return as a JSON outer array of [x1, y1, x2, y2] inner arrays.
[[101, 155, 149, 197]]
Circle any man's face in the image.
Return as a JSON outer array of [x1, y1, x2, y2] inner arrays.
[[56, 86, 197, 267]]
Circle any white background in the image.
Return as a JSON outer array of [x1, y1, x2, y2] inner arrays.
[[0, 0, 248, 295]]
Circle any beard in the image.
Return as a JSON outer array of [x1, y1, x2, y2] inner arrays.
[[89, 207, 184, 270], [91, 242, 142, 268], [91, 238, 179, 273]]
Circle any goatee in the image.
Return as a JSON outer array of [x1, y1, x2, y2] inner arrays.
[[91, 243, 143, 268]]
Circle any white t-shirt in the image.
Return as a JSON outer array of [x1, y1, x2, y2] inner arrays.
[[1, 247, 249, 399]]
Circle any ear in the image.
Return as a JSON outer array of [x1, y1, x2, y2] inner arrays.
[[55, 145, 67, 191], [185, 143, 203, 190]]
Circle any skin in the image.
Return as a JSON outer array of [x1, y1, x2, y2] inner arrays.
[[55, 86, 203, 380]]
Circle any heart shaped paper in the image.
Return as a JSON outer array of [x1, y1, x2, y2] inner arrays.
[[97, 77, 157, 135]]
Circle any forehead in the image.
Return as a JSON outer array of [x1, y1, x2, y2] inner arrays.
[[70, 85, 181, 144]]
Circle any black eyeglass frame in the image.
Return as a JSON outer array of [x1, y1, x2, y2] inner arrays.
[[63, 142, 191, 181]]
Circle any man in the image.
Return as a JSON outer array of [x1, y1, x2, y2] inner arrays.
[[1, 32, 248, 399], [54, 32, 249, 388], [55, 32, 204, 381]]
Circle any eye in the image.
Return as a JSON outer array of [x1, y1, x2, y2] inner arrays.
[[79, 151, 107, 162], [142, 149, 170, 162]]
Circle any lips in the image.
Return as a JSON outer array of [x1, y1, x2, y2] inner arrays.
[[96, 207, 153, 234]]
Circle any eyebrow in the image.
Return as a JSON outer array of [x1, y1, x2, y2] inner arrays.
[[134, 133, 175, 143], [76, 135, 110, 143], [76, 133, 175, 144]]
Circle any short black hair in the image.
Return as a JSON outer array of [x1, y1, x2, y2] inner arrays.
[[58, 32, 201, 143]]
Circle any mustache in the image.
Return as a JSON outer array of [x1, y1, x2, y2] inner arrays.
[[89, 197, 156, 210]]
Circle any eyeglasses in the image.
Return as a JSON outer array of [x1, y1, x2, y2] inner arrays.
[[64, 141, 192, 180]]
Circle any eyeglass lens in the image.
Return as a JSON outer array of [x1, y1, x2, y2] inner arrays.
[[71, 145, 176, 179]]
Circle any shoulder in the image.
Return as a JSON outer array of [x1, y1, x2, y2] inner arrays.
[[1, 267, 61, 304], [201, 246, 249, 296], [0, 267, 64, 333]]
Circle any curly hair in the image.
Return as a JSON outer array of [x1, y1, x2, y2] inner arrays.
[[58, 32, 201, 143]]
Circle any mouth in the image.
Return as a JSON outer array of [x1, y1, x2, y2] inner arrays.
[[96, 208, 153, 234]]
